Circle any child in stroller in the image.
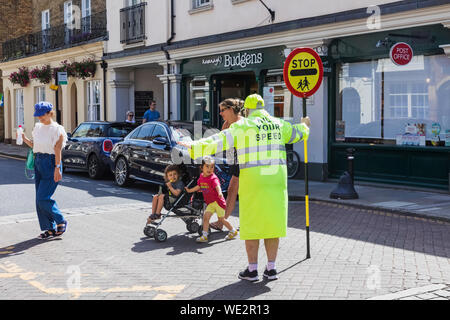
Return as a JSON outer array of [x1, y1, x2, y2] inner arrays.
[[147, 165, 185, 225], [143, 164, 206, 242]]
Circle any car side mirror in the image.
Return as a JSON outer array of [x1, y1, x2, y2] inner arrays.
[[153, 137, 169, 146], [67, 132, 72, 138]]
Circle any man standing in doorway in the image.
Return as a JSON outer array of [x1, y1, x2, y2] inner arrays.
[[142, 100, 160, 123]]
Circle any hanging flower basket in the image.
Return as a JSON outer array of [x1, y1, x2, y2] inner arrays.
[[73, 59, 97, 79], [30, 65, 52, 84], [9, 67, 30, 87], [52, 60, 76, 80]]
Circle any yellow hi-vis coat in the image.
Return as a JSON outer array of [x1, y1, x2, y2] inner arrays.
[[188, 109, 309, 240]]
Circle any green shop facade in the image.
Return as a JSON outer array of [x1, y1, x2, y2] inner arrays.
[[328, 24, 449, 190], [180, 46, 289, 128], [178, 25, 449, 190]]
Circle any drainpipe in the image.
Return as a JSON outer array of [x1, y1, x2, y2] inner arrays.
[[100, 60, 108, 121], [161, 0, 175, 120]]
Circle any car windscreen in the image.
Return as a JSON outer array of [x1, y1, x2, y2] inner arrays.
[[108, 125, 136, 138], [170, 125, 220, 143], [72, 123, 105, 138]]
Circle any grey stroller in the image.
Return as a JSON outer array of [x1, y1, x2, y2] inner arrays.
[[143, 178, 205, 242]]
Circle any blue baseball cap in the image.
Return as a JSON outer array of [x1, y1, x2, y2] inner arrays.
[[34, 101, 53, 117]]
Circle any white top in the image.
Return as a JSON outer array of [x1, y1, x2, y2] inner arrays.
[[32, 121, 68, 154]]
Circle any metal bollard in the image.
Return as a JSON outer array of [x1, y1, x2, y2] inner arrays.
[[346, 148, 356, 186], [330, 148, 359, 200]]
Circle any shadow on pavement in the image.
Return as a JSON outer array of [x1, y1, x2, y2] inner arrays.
[[131, 235, 205, 256], [288, 202, 450, 259], [193, 280, 272, 300], [0, 237, 61, 260]]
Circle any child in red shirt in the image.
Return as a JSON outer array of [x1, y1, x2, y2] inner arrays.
[[186, 156, 238, 243]]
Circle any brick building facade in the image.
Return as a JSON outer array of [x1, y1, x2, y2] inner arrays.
[[0, 0, 107, 143], [0, 0, 32, 141], [31, 0, 106, 33]]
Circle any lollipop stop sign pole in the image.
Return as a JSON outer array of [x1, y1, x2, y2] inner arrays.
[[283, 47, 323, 260]]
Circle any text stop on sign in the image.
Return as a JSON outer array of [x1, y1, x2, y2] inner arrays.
[[283, 48, 323, 99]]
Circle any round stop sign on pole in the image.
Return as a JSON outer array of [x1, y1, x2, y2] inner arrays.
[[283, 48, 324, 98]]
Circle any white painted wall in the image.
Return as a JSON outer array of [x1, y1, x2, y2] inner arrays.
[[106, 0, 169, 54], [106, 0, 398, 54]]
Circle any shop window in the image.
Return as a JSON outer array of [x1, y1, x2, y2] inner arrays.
[[264, 71, 293, 119], [87, 80, 101, 121], [186, 78, 211, 124], [337, 55, 450, 146]]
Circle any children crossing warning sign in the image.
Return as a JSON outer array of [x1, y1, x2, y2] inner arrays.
[[283, 48, 324, 98]]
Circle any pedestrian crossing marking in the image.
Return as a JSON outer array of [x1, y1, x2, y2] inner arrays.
[[0, 261, 185, 300]]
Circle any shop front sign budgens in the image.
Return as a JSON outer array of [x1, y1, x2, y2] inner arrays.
[[202, 52, 264, 69], [183, 46, 285, 75]]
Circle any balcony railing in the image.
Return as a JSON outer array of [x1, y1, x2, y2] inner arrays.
[[1, 11, 107, 62], [120, 2, 147, 44]]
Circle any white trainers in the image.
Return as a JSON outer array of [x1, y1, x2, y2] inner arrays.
[[225, 230, 238, 240], [196, 235, 208, 243]]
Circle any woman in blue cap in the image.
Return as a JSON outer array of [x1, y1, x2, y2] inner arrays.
[[19, 102, 68, 239]]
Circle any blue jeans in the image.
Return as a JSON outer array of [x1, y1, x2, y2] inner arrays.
[[34, 153, 65, 231]]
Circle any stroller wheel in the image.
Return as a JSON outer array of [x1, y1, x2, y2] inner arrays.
[[155, 229, 168, 242], [144, 226, 156, 238], [187, 222, 200, 234]]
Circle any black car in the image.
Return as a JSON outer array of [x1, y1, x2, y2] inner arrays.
[[110, 121, 231, 189], [63, 121, 138, 179]]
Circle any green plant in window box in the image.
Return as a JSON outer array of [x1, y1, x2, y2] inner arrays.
[[30, 65, 52, 84], [52, 60, 76, 79], [73, 59, 97, 79], [9, 67, 30, 87]]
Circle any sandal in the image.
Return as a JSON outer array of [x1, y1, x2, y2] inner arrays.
[[37, 230, 57, 240], [55, 220, 67, 236], [149, 213, 161, 220]]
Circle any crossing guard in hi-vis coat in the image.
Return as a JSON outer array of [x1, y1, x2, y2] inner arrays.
[[185, 94, 310, 241]]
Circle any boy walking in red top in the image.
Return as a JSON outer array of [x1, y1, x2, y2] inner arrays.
[[186, 156, 238, 243]]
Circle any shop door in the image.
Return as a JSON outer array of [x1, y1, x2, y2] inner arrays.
[[211, 72, 258, 128]]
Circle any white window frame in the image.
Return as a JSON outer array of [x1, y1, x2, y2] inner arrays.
[[126, 0, 142, 7], [15, 89, 24, 127], [87, 80, 101, 121], [193, 0, 211, 8], [82, 0, 91, 17], [190, 0, 213, 13], [35, 86, 46, 104], [82, 0, 91, 33], [41, 10, 50, 30], [386, 82, 429, 120], [41, 9, 51, 49], [64, 1, 73, 26]]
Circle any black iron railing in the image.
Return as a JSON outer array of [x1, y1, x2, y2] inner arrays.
[[1, 11, 107, 61], [120, 2, 147, 44]]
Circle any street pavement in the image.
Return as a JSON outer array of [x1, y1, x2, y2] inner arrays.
[[0, 147, 449, 301], [2, 142, 449, 222], [0, 155, 156, 217], [0, 199, 449, 300]]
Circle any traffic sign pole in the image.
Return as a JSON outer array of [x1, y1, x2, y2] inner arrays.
[[303, 97, 311, 259], [283, 47, 323, 261]]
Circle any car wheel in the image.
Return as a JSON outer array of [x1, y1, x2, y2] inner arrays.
[[88, 154, 105, 179], [115, 157, 133, 187]]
